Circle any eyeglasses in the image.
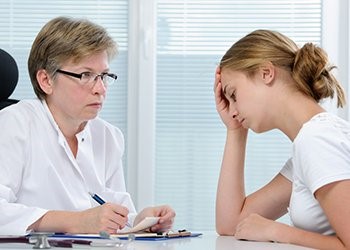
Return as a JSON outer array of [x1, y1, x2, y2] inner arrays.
[[56, 69, 118, 87]]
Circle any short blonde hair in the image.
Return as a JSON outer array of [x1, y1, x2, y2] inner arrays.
[[220, 29, 346, 108], [28, 16, 117, 100]]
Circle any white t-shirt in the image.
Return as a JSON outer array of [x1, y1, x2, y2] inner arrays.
[[280, 112, 350, 235], [0, 99, 136, 235]]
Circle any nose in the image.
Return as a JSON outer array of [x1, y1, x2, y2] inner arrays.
[[229, 102, 239, 118], [92, 77, 106, 95]]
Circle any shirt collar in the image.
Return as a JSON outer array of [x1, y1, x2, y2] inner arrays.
[[41, 99, 89, 143]]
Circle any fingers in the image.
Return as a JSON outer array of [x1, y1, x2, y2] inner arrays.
[[157, 206, 176, 223], [214, 65, 221, 91], [79, 203, 132, 234], [111, 203, 129, 219], [103, 216, 126, 233], [214, 81, 223, 105], [150, 218, 174, 232], [147, 205, 176, 233], [213, 66, 229, 110], [134, 205, 176, 233], [94, 203, 129, 232], [109, 203, 129, 228], [215, 82, 230, 115]]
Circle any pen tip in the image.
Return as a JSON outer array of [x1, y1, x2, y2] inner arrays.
[[88, 191, 93, 196]]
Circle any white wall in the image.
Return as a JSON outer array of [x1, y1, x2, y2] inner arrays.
[[322, 0, 349, 119]]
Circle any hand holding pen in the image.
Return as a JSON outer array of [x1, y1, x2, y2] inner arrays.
[[89, 192, 132, 228]]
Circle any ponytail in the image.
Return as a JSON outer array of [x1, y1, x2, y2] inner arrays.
[[292, 43, 346, 108]]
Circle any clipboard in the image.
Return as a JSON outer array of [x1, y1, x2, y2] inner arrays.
[[50, 230, 202, 241], [116, 230, 203, 241]]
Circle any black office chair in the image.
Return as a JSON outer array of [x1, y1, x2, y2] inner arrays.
[[0, 48, 19, 110]]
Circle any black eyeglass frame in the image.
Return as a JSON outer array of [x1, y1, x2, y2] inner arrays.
[[55, 69, 118, 85]]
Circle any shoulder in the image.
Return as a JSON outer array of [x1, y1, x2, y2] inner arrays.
[[293, 112, 350, 192], [0, 100, 46, 154], [295, 112, 350, 149], [0, 99, 44, 127]]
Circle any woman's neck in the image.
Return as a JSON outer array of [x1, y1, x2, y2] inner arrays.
[[45, 101, 87, 157], [277, 93, 325, 141]]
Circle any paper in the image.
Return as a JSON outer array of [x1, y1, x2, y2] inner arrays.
[[117, 217, 159, 234]]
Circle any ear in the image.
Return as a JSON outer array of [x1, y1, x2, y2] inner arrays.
[[259, 62, 275, 85], [36, 69, 53, 95]]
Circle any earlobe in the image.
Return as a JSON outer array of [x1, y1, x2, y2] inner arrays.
[[36, 69, 53, 95]]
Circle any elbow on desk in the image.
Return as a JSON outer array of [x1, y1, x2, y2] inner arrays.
[[216, 212, 239, 236], [216, 224, 235, 236]]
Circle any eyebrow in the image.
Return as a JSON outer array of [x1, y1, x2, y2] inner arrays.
[[80, 67, 110, 72]]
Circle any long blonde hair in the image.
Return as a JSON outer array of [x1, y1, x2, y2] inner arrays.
[[220, 29, 346, 108]]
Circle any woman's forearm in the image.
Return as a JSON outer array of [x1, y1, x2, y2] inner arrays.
[[275, 222, 346, 250], [28, 210, 82, 233], [216, 129, 248, 235]]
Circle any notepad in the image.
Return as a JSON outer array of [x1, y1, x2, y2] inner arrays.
[[117, 216, 159, 234]]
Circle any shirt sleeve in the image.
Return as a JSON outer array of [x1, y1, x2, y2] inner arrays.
[[0, 197, 48, 235], [0, 105, 48, 235], [280, 158, 293, 181], [294, 123, 350, 194]]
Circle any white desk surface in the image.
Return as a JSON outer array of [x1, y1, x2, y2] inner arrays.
[[0, 232, 315, 250]]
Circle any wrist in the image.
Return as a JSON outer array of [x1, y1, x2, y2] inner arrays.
[[226, 128, 248, 141], [32, 210, 81, 234], [270, 222, 291, 244], [68, 211, 83, 233]]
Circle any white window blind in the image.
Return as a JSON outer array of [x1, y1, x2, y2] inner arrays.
[[155, 0, 322, 231], [1, 0, 328, 233], [0, 0, 128, 137]]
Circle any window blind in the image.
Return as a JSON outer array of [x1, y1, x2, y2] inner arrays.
[[155, 0, 321, 231], [0, 0, 128, 134]]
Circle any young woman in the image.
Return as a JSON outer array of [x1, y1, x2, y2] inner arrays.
[[0, 16, 175, 235], [215, 29, 350, 249]]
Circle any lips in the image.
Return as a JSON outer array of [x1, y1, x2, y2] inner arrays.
[[88, 102, 103, 108], [233, 113, 246, 125], [236, 115, 244, 124]]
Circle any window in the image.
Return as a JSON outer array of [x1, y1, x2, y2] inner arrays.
[[0, 0, 129, 140], [2, 0, 349, 233]]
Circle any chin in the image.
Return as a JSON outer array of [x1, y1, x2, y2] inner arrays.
[[85, 113, 99, 120], [250, 125, 271, 134]]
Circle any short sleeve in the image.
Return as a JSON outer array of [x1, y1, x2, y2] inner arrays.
[[294, 117, 350, 194], [280, 158, 293, 182]]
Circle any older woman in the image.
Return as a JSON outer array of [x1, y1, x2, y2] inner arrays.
[[0, 16, 175, 235]]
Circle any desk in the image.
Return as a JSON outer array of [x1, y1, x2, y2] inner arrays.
[[0, 232, 315, 250]]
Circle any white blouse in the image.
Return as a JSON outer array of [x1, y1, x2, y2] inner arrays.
[[0, 99, 136, 235]]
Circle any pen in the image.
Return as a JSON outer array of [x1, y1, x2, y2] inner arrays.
[[88, 192, 131, 228], [88, 191, 105, 205]]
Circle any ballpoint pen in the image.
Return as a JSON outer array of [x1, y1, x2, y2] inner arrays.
[[88, 191, 105, 205], [88, 192, 132, 228]]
